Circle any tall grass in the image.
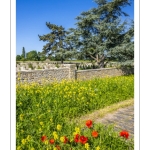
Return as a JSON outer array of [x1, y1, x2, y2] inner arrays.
[[16, 75, 134, 149]]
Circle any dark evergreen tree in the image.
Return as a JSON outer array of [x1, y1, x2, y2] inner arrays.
[[38, 22, 73, 63], [21, 47, 26, 59], [67, 0, 134, 67]]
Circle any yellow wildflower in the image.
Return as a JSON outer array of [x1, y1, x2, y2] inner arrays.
[[60, 136, 65, 142], [73, 127, 81, 135], [96, 146, 100, 150], [56, 124, 62, 131], [85, 143, 90, 150], [75, 127, 80, 134], [26, 135, 31, 141], [31, 118, 34, 121], [73, 132, 77, 136], [21, 139, 26, 145], [30, 148, 35, 150], [19, 114, 24, 121], [17, 146, 21, 150], [53, 131, 58, 140], [53, 131, 57, 135], [54, 134, 58, 140], [40, 122, 44, 126], [44, 140, 49, 145]]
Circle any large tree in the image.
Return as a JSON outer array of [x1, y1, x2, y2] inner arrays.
[[67, 0, 134, 67], [38, 22, 74, 63]]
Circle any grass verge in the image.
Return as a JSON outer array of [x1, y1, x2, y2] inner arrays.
[[72, 99, 134, 126]]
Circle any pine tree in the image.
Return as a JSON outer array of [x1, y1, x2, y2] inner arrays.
[[68, 0, 134, 67], [38, 22, 73, 63]]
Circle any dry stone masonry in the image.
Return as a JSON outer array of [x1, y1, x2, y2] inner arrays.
[[16, 62, 134, 83]]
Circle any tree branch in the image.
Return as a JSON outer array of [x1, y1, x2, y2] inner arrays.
[[89, 54, 97, 61]]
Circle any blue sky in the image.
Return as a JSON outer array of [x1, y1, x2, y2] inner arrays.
[[16, 0, 134, 55]]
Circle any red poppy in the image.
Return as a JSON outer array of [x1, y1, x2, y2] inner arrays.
[[49, 139, 55, 144], [92, 131, 98, 138], [55, 145, 61, 150], [64, 136, 69, 143], [120, 130, 129, 139], [74, 134, 80, 143], [41, 135, 47, 142], [79, 135, 88, 144], [85, 120, 93, 128]]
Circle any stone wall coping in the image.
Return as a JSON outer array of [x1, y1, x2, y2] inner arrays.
[[76, 67, 117, 73], [16, 68, 69, 73]]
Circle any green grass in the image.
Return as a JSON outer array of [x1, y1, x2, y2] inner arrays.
[[73, 98, 134, 126], [16, 75, 134, 149]]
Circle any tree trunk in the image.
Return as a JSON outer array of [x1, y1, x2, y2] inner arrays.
[[61, 57, 63, 64], [98, 55, 105, 68], [99, 61, 105, 68]]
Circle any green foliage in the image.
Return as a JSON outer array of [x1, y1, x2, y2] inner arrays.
[[16, 47, 27, 61], [16, 75, 134, 149], [16, 55, 22, 61], [67, 0, 134, 67], [37, 52, 46, 61], [37, 65, 42, 69], [28, 63, 34, 70], [55, 63, 60, 68], [38, 22, 74, 63], [26, 50, 39, 61]]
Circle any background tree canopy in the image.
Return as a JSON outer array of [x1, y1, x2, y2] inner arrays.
[[26, 50, 39, 61]]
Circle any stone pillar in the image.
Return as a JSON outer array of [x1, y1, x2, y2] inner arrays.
[[65, 64, 76, 80], [69, 64, 76, 80]]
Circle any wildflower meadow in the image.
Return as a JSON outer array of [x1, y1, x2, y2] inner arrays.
[[16, 75, 134, 150]]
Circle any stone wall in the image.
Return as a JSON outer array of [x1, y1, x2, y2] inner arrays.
[[16, 68, 69, 83], [76, 67, 134, 80], [16, 64, 134, 83]]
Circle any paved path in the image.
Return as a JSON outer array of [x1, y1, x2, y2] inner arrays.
[[94, 105, 134, 139]]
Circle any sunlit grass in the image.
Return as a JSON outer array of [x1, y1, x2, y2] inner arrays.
[[16, 75, 134, 149], [73, 98, 134, 126]]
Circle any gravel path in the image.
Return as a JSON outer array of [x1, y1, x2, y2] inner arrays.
[[94, 105, 134, 139]]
